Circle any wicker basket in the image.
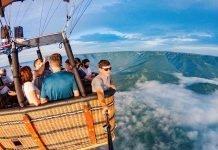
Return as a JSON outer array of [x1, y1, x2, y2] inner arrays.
[[0, 94, 115, 150]]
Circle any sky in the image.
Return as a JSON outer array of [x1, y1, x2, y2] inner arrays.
[[0, 0, 218, 66]]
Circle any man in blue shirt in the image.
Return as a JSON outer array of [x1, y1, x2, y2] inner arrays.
[[40, 53, 79, 101]]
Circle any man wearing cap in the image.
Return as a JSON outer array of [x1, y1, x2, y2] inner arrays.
[[91, 60, 116, 115]]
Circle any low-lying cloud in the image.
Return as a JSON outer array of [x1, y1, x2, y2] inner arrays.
[[115, 76, 218, 149], [174, 73, 218, 86]]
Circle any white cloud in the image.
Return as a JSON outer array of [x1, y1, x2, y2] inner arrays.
[[73, 28, 208, 42], [187, 131, 199, 140], [115, 75, 218, 149], [1, 35, 217, 67], [70, 28, 218, 57], [174, 73, 218, 86], [72, 28, 144, 40], [171, 45, 218, 56], [0, 43, 67, 67], [159, 0, 218, 10], [69, 38, 218, 57], [186, 32, 213, 38], [86, 0, 122, 14], [143, 38, 168, 46], [171, 37, 198, 42], [201, 130, 218, 150]]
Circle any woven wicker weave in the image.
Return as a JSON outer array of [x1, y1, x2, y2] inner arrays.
[[0, 94, 115, 149]]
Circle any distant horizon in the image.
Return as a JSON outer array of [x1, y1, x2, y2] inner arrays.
[[0, 0, 218, 66], [1, 50, 217, 68]]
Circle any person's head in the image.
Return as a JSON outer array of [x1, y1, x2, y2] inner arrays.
[[50, 53, 62, 71], [82, 59, 90, 69], [74, 57, 81, 68], [65, 59, 72, 71], [34, 58, 42, 70], [98, 60, 111, 77], [20, 66, 33, 84]]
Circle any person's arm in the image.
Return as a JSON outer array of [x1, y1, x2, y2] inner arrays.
[[72, 74, 80, 97], [96, 88, 108, 115], [40, 98, 48, 104], [8, 90, 17, 96], [29, 90, 41, 106], [73, 90, 79, 97]]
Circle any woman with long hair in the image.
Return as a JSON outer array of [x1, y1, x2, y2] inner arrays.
[[20, 66, 47, 106]]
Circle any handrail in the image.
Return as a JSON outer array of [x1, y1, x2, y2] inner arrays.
[[0, 88, 116, 115], [0, 94, 97, 115]]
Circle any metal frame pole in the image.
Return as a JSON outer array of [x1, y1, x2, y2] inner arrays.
[[11, 42, 24, 107], [62, 35, 86, 97], [8, 54, 12, 65], [106, 111, 114, 150], [36, 38, 43, 61], [36, 49, 43, 61]]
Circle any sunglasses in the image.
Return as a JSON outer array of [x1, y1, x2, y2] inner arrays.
[[102, 67, 112, 71]]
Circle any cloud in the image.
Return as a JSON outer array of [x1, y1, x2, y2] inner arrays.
[[171, 0, 218, 9], [1, 30, 217, 67], [170, 45, 218, 56], [115, 75, 218, 149], [143, 0, 218, 10], [88, 0, 121, 13], [78, 33, 125, 42], [69, 28, 218, 57], [186, 32, 213, 38], [187, 131, 199, 140], [0, 43, 66, 67], [174, 73, 218, 86], [201, 130, 218, 150], [131, 80, 218, 126], [73, 28, 144, 41], [72, 28, 207, 52], [72, 28, 217, 51]]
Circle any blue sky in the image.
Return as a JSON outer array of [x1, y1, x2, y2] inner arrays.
[[0, 0, 218, 66]]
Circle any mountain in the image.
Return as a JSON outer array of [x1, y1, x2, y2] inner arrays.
[[77, 51, 218, 93]]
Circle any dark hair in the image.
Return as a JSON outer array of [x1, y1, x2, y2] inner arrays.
[[82, 59, 90, 66], [65, 58, 81, 68], [20, 66, 33, 84], [75, 57, 81, 64], [45, 61, 50, 70], [50, 53, 62, 67], [65, 59, 70, 65], [98, 60, 110, 68]]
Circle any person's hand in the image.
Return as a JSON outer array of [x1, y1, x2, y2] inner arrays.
[[42, 57, 46, 64], [110, 85, 116, 90], [102, 106, 110, 115], [91, 73, 96, 77], [40, 99, 48, 104], [8, 90, 17, 96]]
